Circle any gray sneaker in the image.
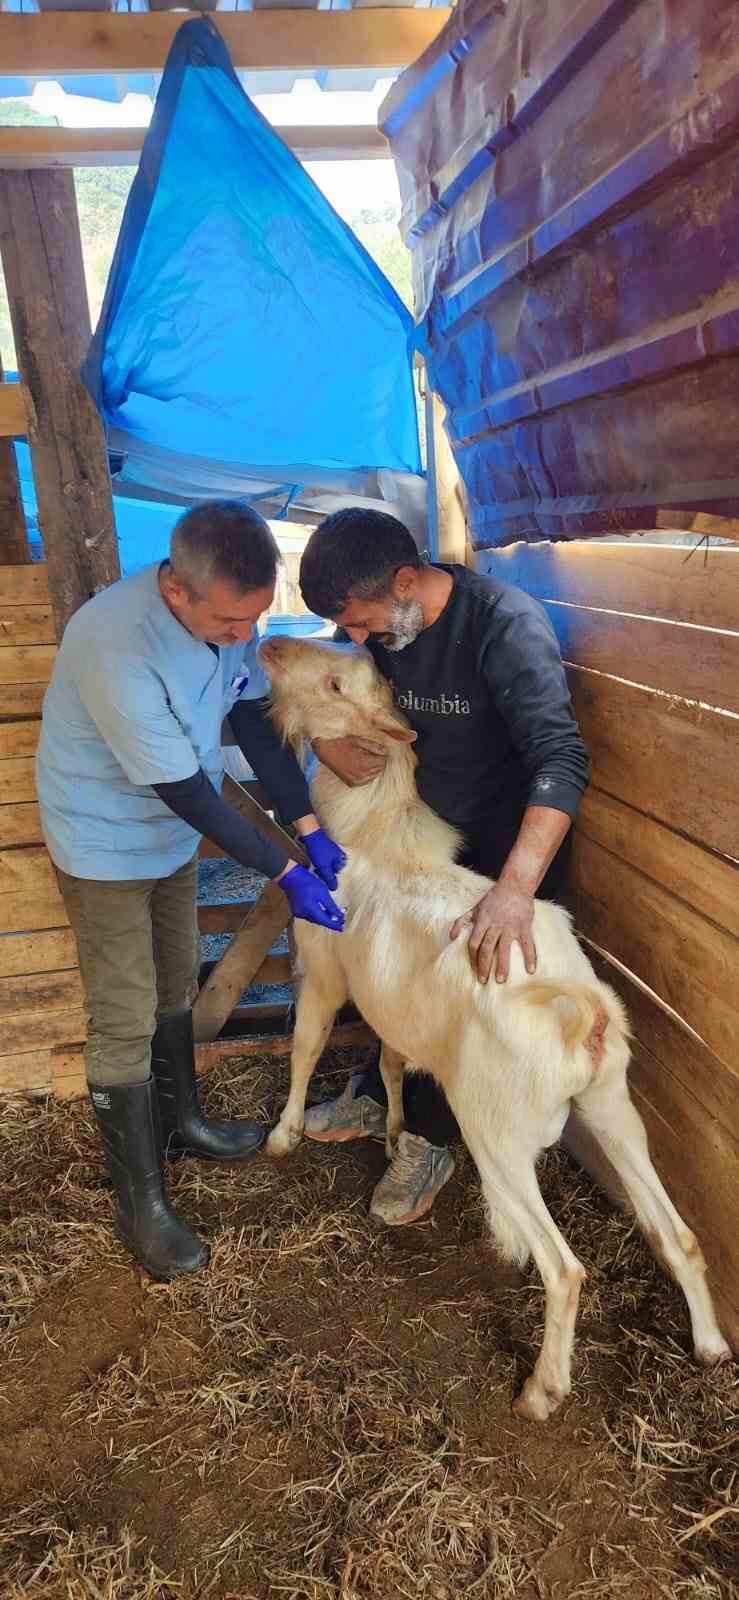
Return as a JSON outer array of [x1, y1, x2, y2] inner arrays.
[[369, 1131, 455, 1227], [304, 1072, 387, 1143]]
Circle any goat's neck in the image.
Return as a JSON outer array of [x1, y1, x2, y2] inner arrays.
[[310, 742, 459, 870]]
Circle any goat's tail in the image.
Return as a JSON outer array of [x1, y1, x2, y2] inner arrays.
[[516, 979, 630, 1057]]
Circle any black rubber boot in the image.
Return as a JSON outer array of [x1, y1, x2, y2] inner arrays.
[[150, 1010, 265, 1161], [90, 1079, 210, 1280]]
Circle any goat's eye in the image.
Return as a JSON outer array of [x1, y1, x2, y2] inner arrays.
[[329, 677, 343, 694]]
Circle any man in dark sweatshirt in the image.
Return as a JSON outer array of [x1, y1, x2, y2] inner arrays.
[[298, 508, 589, 1227]]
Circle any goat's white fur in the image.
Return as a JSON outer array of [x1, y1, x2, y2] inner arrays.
[[261, 635, 731, 1421]]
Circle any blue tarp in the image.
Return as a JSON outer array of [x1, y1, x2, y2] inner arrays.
[[13, 438, 183, 574], [82, 18, 422, 506]]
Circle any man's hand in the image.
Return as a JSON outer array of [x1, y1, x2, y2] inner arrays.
[[449, 880, 537, 984], [313, 736, 387, 788], [277, 864, 345, 931], [302, 826, 347, 890]]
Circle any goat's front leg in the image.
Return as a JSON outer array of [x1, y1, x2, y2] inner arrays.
[[267, 966, 348, 1158], [378, 1043, 405, 1160]]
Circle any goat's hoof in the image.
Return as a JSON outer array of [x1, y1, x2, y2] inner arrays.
[[695, 1338, 732, 1368], [266, 1125, 300, 1159], [513, 1378, 566, 1423]]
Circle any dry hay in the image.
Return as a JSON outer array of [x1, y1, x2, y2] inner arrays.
[[0, 1046, 736, 1600]]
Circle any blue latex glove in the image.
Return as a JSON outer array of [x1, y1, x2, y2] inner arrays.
[[279, 864, 345, 932], [302, 827, 347, 890]]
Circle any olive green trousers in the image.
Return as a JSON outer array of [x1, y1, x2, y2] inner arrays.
[[56, 855, 200, 1087]]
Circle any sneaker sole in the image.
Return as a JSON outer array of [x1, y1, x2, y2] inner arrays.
[[304, 1124, 386, 1144]]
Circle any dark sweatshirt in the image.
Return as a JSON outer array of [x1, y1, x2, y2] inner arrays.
[[363, 564, 589, 866]]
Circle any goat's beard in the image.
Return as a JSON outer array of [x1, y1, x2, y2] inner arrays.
[[375, 598, 425, 652]]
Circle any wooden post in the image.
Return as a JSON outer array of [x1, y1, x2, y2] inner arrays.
[[192, 883, 292, 1045], [0, 169, 120, 638], [0, 356, 29, 564], [430, 394, 469, 566], [192, 777, 307, 1044]]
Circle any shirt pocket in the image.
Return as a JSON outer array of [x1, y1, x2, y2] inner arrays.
[[222, 669, 251, 718]]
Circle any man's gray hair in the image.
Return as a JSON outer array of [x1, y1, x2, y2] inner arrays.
[[170, 500, 281, 598]]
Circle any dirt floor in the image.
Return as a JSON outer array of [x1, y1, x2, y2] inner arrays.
[[1, 1045, 737, 1600]]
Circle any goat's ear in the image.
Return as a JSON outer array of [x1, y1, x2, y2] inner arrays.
[[371, 714, 417, 744]]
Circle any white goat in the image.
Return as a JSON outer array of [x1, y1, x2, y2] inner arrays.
[[259, 634, 731, 1421]]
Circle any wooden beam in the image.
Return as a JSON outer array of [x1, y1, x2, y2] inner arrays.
[[428, 393, 469, 565], [0, 11, 450, 76], [0, 719, 41, 759], [0, 170, 120, 639], [0, 756, 38, 805], [0, 645, 56, 687], [1, 1018, 376, 1100], [0, 604, 55, 648], [656, 508, 739, 543], [0, 359, 29, 564], [475, 541, 739, 633], [572, 832, 738, 1073], [577, 788, 739, 941], [193, 881, 291, 1044], [0, 1046, 85, 1099], [0, 926, 76, 980], [0, 382, 29, 440], [0, 682, 45, 721], [543, 598, 739, 716], [222, 773, 309, 868], [253, 953, 292, 989], [0, 802, 43, 849], [568, 665, 739, 861], [0, 844, 68, 934], [196, 1021, 373, 1076], [0, 124, 389, 170], [198, 902, 252, 936], [0, 564, 48, 604]]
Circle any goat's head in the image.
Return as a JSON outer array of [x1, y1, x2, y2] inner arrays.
[[259, 635, 417, 750]]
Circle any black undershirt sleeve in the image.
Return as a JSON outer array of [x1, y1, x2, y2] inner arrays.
[[153, 768, 287, 880], [228, 695, 311, 825]]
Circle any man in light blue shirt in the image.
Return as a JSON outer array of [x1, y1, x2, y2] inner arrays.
[[37, 501, 345, 1280]]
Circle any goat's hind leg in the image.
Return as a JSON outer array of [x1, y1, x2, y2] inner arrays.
[[460, 1120, 586, 1422], [574, 1063, 732, 1364], [379, 1043, 405, 1160], [267, 962, 348, 1158]]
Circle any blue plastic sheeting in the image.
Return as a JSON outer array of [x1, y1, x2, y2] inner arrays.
[[14, 439, 182, 576], [82, 18, 421, 499]]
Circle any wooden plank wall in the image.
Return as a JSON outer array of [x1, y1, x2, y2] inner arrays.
[[0, 562, 291, 1101], [476, 540, 739, 1341], [0, 561, 86, 1099]]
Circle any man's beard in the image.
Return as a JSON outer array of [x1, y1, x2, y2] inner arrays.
[[375, 598, 425, 651]]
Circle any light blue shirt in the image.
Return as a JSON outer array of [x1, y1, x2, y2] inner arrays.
[[36, 563, 269, 880]]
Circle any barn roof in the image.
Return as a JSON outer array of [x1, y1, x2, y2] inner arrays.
[[0, 0, 449, 106]]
